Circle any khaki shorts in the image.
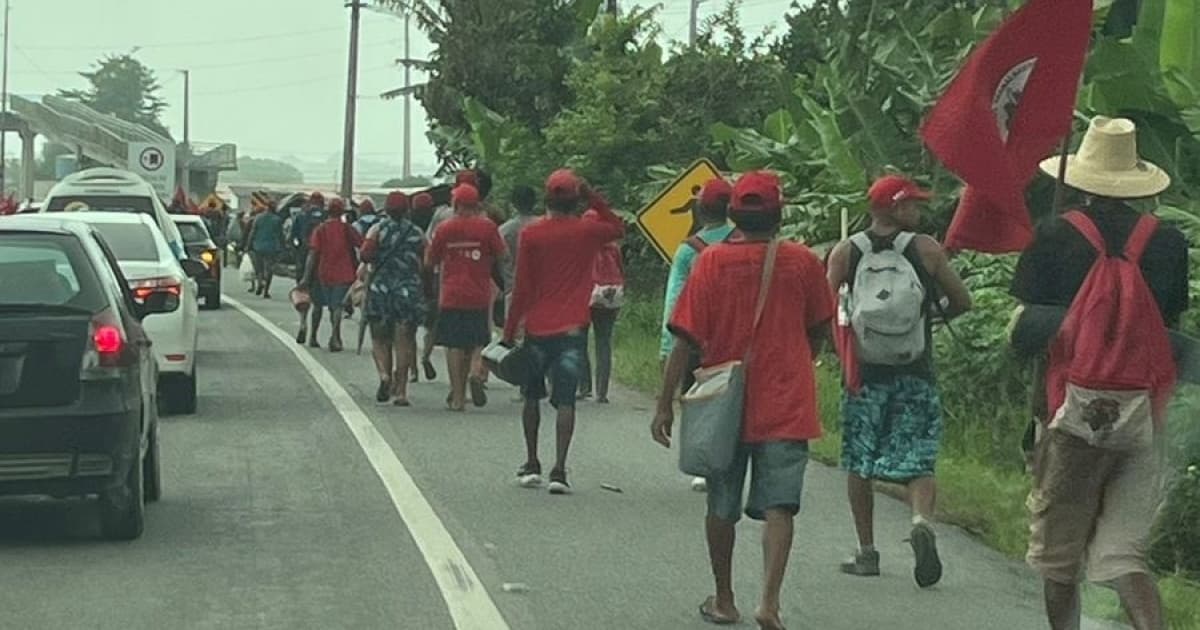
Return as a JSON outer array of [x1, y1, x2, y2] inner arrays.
[[1026, 426, 1165, 584]]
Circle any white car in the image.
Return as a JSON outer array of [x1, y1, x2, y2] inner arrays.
[[55, 212, 204, 415], [40, 168, 188, 262]]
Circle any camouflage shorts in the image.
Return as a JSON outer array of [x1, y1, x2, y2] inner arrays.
[[841, 376, 942, 482]]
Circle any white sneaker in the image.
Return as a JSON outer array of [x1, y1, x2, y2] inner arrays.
[[517, 463, 542, 488], [691, 477, 708, 492], [547, 470, 572, 495]]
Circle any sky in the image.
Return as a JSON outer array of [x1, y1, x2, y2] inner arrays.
[[6, 0, 796, 181]]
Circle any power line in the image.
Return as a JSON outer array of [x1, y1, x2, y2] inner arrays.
[[19, 26, 343, 51]]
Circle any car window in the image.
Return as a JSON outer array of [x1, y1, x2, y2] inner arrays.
[[90, 234, 140, 316], [45, 195, 155, 215], [176, 221, 210, 244], [0, 233, 106, 311], [87, 222, 160, 262]]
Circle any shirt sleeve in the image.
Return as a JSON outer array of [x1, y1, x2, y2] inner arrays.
[[1010, 219, 1065, 304], [308, 224, 323, 252], [1159, 226, 1191, 327], [668, 251, 712, 352], [489, 225, 507, 258], [802, 251, 836, 329], [582, 196, 625, 245], [426, 226, 446, 267], [660, 244, 696, 358]]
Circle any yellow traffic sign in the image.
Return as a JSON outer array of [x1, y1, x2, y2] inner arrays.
[[636, 159, 723, 263]]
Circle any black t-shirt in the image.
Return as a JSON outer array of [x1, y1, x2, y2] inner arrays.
[[1010, 204, 1190, 327]]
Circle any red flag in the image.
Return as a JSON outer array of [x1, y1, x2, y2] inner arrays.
[[921, 0, 1093, 254]]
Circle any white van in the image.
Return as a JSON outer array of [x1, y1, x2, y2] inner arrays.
[[40, 168, 188, 261]]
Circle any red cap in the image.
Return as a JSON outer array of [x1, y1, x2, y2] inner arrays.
[[455, 170, 479, 187], [452, 184, 480, 207], [328, 197, 346, 215], [698, 178, 733, 210], [359, 198, 376, 212], [731, 171, 783, 212], [309, 191, 325, 205], [868, 175, 932, 209], [385, 191, 409, 212], [545, 169, 582, 203], [412, 192, 434, 210]]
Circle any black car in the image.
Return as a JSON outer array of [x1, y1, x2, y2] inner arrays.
[[172, 215, 222, 309], [0, 216, 183, 540]]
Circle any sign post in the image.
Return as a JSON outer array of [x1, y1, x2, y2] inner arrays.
[[635, 159, 723, 263], [127, 142, 177, 198]]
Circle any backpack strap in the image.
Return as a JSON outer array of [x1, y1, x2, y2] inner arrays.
[[1123, 214, 1159, 263], [1062, 211, 1106, 255], [685, 234, 709, 253]]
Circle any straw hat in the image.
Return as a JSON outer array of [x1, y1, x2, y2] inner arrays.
[[1039, 116, 1171, 199]]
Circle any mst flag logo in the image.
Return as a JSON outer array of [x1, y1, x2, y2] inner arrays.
[[993, 58, 1037, 143]]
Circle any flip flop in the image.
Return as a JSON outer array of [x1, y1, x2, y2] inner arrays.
[[698, 597, 739, 626], [469, 377, 488, 407], [423, 359, 437, 381], [753, 613, 786, 630]]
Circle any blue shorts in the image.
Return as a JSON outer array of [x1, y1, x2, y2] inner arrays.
[[841, 376, 942, 482], [313, 283, 351, 309], [521, 333, 586, 409], [707, 441, 809, 523]]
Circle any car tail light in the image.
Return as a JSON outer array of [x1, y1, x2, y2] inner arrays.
[[130, 276, 182, 304], [82, 309, 126, 379]]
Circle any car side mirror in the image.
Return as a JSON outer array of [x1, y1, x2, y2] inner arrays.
[[139, 290, 180, 317], [180, 258, 207, 278]]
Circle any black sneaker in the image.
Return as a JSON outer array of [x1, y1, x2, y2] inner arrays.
[[375, 380, 391, 404], [548, 469, 571, 495], [910, 522, 943, 588], [517, 462, 542, 488]]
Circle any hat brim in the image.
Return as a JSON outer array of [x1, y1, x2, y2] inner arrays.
[[897, 189, 932, 203], [1039, 155, 1171, 199]]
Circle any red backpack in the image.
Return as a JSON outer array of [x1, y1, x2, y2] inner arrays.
[[1045, 211, 1176, 449]]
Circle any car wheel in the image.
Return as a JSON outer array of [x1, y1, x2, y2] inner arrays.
[[162, 370, 198, 415], [99, 446, 145, 541], [143, 421, 162, 503]]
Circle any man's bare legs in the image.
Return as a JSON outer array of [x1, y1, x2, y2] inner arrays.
[[522, 398, 540, 467], [705, 514, 739, 621], [909, 475, 937, 520], [309, 306, 324, 348], [370, 324, 394, 386], [1044, 579, 1082, 630], [847, 473, 875, 548], [757, 509, 795, 629], [551, 404, 576, 476], [1114, 573, 1166, 630], [391, 325, 417, 404], [328, 304, 345, 351], [445, 348, 469, 410]]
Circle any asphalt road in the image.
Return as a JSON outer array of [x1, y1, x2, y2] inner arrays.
[[0, 274, 1123, 629]]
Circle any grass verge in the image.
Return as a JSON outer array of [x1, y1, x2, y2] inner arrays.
[[612, 292, 1200, 626]]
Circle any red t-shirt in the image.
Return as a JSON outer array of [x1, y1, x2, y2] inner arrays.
[[309, 219, 363, 286], [504, 202, 624, 339], [669, 239, 835, 443], [427, 214, 506, 310]]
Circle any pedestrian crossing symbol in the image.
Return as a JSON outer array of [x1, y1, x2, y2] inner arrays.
[[635, 159, 723, 263]]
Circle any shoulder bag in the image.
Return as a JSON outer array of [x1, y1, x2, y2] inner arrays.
[[677, 239, 779, 477]]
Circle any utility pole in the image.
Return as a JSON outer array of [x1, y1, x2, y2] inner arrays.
[[0, 0, 11, 196], [402, 9, 411, 179], [179, 69, 191, 195], [688, 0, 705, 46], [341, 0, 364, 198], [606, 0, 618, 14]]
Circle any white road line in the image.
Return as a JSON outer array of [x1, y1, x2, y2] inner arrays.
[[225, 296, 511, 630]]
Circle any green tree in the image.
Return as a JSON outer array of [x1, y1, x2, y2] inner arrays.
[[382, 175, 434, 188], [59, 54, 170, 138], [224, 157, 305, 185]]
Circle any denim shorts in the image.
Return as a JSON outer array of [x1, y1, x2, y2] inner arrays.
[[521, 332, 586, 409], [707, 441, 810, 523], [313, 283, 351, 309]]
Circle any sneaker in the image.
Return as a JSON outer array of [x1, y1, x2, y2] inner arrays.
[[839, 549, 881, 577], [548, 469, 571, 495], [690, 477, 708, 493], [910, 522, 943, 588], [517, 463, 542, 489], [375, 380, 391, 404]]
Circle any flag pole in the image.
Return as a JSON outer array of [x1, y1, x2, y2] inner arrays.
[[1051, 118, 1076, 215]]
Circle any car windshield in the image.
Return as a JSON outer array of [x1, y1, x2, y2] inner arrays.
[[0, 233, 105, 311], [88, 222, 160, 262], [46, 195, 155, 215], [176, 222, 210, 245]]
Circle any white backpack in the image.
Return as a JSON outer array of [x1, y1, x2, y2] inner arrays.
[[847, 231, 927, 366]]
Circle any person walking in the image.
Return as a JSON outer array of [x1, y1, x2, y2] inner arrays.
[[652, 171, 834, 630], [354, 198, 381, 235], [578, 224, 623, 403], [660, 177, 735, 493], [361, 191, 428, 406], [1011, 117, 1187, 630], [426, 183, 507, 411], [411, 191, 439, 382], [497, 185, 542, 401], [503, 169, 623, 495], [825, 175, 971, 588], [300, 198, 363, 352], [245, 202, 285, 299], [291, 191, 327, 280]]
